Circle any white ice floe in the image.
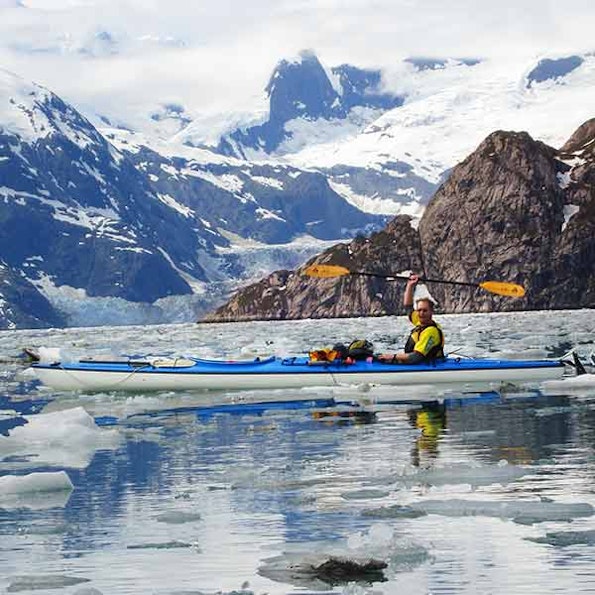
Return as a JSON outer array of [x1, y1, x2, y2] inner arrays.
[[0, 471, 73, 495], [401, 463, 529, 488], [0, 407, 120, 470], [4, 576, 91, 593], [0, 471, 73, 510], [542, 373, 595, 394], [408, 498, 593, 523], [155, 511, 202, 524]]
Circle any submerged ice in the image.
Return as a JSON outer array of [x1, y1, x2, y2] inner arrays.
[[406, 498, 594, 523]]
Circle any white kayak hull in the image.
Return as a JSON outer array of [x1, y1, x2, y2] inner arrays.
[[29, 355, 567, 393]]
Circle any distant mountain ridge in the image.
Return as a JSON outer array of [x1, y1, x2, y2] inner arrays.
[[204, 118, 595, 321], [2, 48, 595, 329], [0, 67, 386, 329], [526, 55, 585, 86]]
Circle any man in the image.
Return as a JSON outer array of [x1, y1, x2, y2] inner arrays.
[[378, 274, 445, 364]]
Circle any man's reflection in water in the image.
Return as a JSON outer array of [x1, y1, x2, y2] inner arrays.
[[408, 402, 446, 467]]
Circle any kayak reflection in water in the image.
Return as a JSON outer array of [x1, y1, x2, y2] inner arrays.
[[409, 402, 447, 467], [377, 273, 445, 364], [311, 409, 377, 426]]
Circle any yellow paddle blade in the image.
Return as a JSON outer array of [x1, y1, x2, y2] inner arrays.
[[304, 264, 351, 278], [479, 281, 526, 298]]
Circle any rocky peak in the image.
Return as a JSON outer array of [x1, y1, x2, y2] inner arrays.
[[559, 117, 595, 155], [266, 50, 342, 125], [418, 129, 565, 311], [216, 51, 403, 158]]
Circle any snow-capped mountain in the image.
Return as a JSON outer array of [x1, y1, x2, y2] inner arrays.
[[191, 50, 404, 158], [0, 68, 212, 325], [0, 68, 386, 328], [2, 43, 595, 329], [170, 50, 429, 218], [283, 52, 595, 194], [169, 51, 595, 220]]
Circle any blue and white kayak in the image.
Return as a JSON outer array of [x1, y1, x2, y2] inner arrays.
[[29, 355, 567, 393]]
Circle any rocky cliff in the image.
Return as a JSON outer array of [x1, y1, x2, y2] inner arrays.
[[204, 119, 595, 321]]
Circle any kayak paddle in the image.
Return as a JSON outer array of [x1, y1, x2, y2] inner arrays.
[[304, 264, 526, 298]]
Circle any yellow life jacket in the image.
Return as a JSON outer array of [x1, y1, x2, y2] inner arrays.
[[404, 310, 445, 360]]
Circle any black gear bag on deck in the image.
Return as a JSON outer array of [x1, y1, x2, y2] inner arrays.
[[347, 339, 374, 360]]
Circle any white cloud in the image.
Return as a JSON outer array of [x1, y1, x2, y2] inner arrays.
[[0, 0, 594, 129]]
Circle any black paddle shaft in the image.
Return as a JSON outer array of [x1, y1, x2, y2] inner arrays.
[[350, 271, 480, 289]]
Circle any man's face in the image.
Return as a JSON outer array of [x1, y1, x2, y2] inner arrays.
[[416, 301, 433, 325]]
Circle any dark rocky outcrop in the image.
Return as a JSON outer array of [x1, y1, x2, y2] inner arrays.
[[306, 557, 387, 586], [205, 119, 595, 321], [418, 130, 564, 311], [415, 120, 594, 311], [544, 119, 595, 307]]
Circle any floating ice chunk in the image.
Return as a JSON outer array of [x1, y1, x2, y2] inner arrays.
[[258, 552, 389, 589], [409, 498, 593, 523], [0, 471, 72, 494], [401, 463, 529, 488], [542, 373, 595, 395], [6, 575, 90, 592], [155, 510, 202, 524], [259, 545, 428, 589], [72, 588, 103, 595], [0, 471, 73, 510], [341, 488, 391, 500], [127, 540, 194, 550], [488, 348, 550, 360], [528, 529, 595, 547], [0, 407, 120, 469], [362, 504, 427, 519]]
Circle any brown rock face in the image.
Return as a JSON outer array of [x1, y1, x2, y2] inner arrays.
[[419, 130, 565, 311], [204, 120, 595, 321], [545, 117, 595, 307]]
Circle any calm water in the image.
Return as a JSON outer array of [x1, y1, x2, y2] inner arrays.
[[1, 310, 595, 594]]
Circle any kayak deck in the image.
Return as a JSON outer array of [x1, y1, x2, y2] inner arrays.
[[29, 355, 567, 393]]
